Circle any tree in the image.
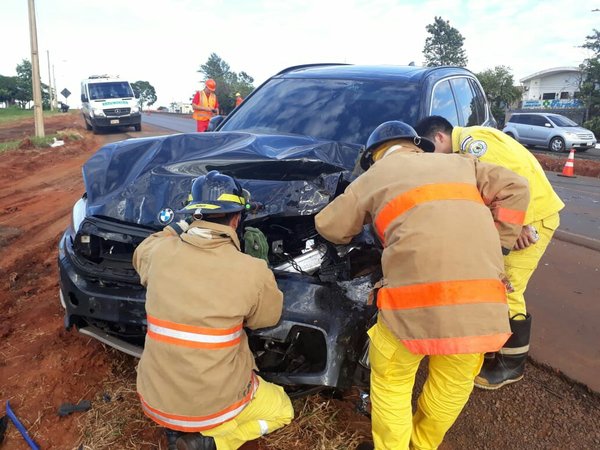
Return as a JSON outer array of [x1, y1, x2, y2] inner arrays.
[[476, 66, 521, 127], [423, 17, 468, 67], [0, 75, 19, 106], [198, 53, 255, 114], [131, 80, 157, 110], [579, 29, 600, 122], [13, 59, 50, 108]]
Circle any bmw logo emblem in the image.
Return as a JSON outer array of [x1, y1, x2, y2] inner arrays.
[[158, 208, 174, 225]]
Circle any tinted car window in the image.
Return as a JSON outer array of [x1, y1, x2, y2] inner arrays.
[[529, 115, 549, 127], [220, 78, 420, 145], [548, 115, 577, 127], [468, 79, 487, 124], [88, 82, 133, 100], [451, 77, 479, 126], [430, 80, 459, 126]]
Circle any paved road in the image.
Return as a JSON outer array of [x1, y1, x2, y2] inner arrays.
[[142, 111, 196, 133]]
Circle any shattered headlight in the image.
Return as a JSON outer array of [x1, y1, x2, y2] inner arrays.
[[72, 196, 87, 233]]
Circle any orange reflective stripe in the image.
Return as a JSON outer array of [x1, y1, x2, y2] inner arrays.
[[374, 183, 484, 241], [146, 315, 243, 349], [402, 333, 511, 355], [377, 279, 506, 310], [495, 207, 526, 225], [139, 375, 258, 431]]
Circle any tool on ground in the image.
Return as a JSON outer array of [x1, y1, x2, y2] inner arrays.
[[558, 148, 576, 178], [57, 400, 92, 417], [5, 401, 40, 450]]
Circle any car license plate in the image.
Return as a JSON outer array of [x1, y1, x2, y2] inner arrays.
[[110, 119, 119, 124], [587, 142, 593, 146]]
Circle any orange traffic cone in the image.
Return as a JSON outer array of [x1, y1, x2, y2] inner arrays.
[[558, 148, 576, 178]]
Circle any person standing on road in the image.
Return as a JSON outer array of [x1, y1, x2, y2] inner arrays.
[[133, 170, 293, 450], [415, 115, 565, 390], [192, 79, 219, 132], [235, 92, 244, 107], [315, 121, 530, 450]]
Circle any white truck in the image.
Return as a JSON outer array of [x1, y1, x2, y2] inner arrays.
[[80, 75, 141, 133]]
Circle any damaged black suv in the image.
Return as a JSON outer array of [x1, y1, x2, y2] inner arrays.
[[58, 64, 495, 392]]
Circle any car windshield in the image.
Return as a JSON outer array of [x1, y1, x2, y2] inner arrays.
[[88, 82, 134, 100], [220, 78, 421, 145], [548, 115, 578, 127]]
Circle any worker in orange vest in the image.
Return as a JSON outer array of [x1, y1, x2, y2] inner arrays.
[[192, 79, 219, 132], [315, 121, 530, 450], [235, 92, 244, 107]]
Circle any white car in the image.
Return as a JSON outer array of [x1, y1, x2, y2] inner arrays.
[[503, 113, 596, 152]]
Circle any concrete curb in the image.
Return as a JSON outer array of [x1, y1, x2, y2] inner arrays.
[[554, 229, 600, 252]]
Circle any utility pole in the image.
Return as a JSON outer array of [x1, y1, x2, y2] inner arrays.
[[28, 0, 44, 137], [52, 64, 58, 109], [47, 50, 54, 111]]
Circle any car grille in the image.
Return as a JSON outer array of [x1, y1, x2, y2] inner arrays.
[[104, 108, 131, 117], [576, 133, 595, 140]]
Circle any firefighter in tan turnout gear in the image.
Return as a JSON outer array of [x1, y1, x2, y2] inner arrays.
[[133, 171, 293, 450], [315, 121, 530, 450], [415, 115, 564, 390]]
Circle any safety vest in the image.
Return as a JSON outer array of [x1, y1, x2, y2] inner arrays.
[[193, 91, 217, 121], [236, 96, 243, 106]]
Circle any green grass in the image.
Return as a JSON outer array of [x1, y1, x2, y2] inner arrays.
[[0, 140, 20, 153], [0, 106, 63, 123]]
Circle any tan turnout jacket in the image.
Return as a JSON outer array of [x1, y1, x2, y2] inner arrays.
[[315, 145, 530, 355], [133, 220, 283, 432]]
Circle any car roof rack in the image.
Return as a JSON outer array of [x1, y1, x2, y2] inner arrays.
[[274, 63, 350, 76]]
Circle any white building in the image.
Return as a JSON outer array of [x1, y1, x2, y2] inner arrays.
[[520, 67, 583, 109]]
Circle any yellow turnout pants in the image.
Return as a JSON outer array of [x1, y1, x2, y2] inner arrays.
[[201, 376, 294, 450], [504, 213, 559, 317], [368, 321, 484, 450]]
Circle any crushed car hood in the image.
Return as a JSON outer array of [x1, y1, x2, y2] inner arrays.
[[83, 132, 362, 228]]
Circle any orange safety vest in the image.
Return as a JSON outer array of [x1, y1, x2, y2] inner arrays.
[[193, 91, 217, 121], [236, 96, 243, 106]]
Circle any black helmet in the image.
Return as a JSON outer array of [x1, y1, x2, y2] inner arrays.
[[178, 170, 249, 216], [360, 121, 435, 169]]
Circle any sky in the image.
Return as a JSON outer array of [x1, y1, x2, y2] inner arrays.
[[2, 0, 599, 108]]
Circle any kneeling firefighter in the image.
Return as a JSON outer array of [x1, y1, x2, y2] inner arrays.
[[315, 122, 530, 449], [133, 170, 294, 450]]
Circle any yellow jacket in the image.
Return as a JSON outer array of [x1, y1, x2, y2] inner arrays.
[[133, 220, 283, 432], [315, 145, 530, 355], [452, 126, 564, 224]]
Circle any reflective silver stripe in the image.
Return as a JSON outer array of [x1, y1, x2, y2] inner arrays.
[[499, 344, 529, 355], [142, 401, 247, 429], [258, 419, 269, 436], [147, 323, 242, 344]]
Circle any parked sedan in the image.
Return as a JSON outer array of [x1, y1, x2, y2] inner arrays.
[[503, 112, 597, 152]]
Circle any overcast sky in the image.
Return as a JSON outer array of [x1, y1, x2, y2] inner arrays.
[[2, 0, 599, 108]]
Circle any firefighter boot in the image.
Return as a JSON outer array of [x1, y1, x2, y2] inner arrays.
[[475, 313, 531, 390], [165, 428, 182, 450], [175, 433, 217, 450]]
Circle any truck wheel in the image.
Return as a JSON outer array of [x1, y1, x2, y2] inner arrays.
[[549, 137, 565, 153], [84, 117, 92, 131], [134, 123, 142, 132], [91, 124, 100, 135]]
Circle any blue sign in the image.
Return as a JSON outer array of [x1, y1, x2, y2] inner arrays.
[[523, 99, 583, 109]]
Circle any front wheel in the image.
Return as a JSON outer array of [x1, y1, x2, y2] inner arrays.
[[549, 137, 565, 153], [134, 123, 142, 132]]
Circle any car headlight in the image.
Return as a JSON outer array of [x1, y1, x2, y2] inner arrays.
[[72, 196, 87, 233], [565, 132, 578, 138], [92, 108, 105, 117], [131, 105, 140, 113]]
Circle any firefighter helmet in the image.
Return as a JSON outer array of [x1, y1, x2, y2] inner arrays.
[[205, 79, 217, 91], [179, 171, 248, 216], [360, 121, 435, 169]]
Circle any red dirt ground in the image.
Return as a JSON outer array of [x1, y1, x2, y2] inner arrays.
[[0, 115, 599, 449]]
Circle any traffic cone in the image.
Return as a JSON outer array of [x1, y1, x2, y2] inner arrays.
[[558, 149, 576, 178]]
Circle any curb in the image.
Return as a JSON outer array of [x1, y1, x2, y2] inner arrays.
[[554, 229, 600, 252]]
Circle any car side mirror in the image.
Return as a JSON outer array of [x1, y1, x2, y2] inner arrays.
[[81, 94, 88, 102], [544, 123, 552, 127], [134, 92, 140, 99], [207, 115, 225, 131]]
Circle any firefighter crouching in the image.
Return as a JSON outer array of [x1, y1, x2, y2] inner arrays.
[[315, 121, 530, 450], [133, 171, 293, 450]]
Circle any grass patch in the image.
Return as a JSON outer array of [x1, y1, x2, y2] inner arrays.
[[0, 106, 65, 123], [0, 140, 20, 153]]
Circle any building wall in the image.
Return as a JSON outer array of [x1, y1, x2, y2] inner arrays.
[[523, 71, 581, 101]]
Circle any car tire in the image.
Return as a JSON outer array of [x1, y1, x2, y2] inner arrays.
[[549, 137, 565, 153], [91, 123, 100, 135], [134, 123, 142, 132], [505, 132, 515, 139], [84, 117, 92, 131]]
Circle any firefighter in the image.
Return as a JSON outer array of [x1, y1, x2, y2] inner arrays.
[[133, 171, 293, 450], [415, 115, 564, 390], [235, 92, 243, 107], [315, 121, 530, 449], [192, 79, 219, 132]]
